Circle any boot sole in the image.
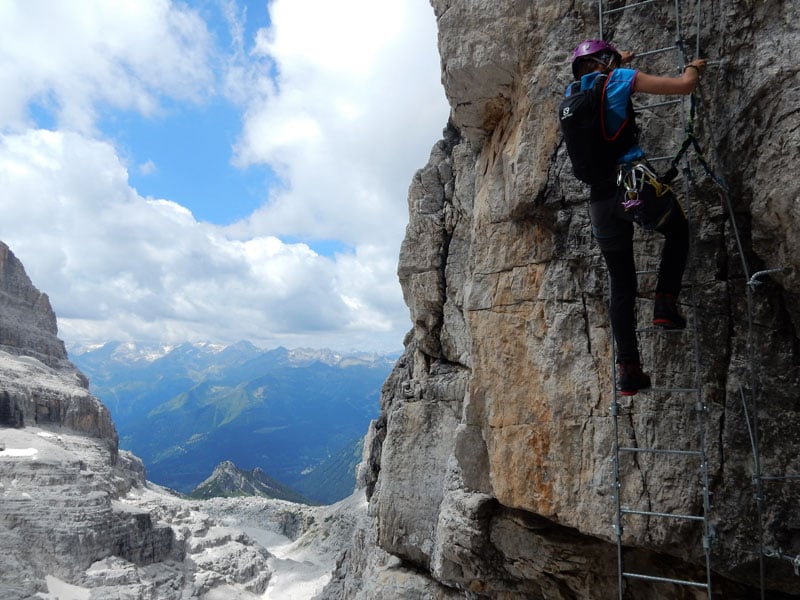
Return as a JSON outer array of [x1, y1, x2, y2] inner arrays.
[[653, 318, 686, 330], [618, 386, 651, 396]]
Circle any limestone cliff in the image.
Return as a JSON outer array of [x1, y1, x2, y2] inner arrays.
[[322, 1, 800, 599]]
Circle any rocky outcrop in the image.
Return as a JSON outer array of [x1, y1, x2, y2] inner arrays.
[[0, 241, 72, 370], [0, 242, 115, 448], [0, 242, 274, 599], [0, 427, 175, 598], [0, 349, 118, 451], [323, 1, 800, 599]]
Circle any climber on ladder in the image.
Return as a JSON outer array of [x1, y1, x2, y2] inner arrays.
[[559, 39, 707, 396]]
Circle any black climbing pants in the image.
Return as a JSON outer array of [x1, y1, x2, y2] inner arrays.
[[589, 184, 689, 364]]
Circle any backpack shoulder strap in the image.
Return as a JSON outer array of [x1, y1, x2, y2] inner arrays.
[[566, 81, 580, 97], [599, 73, 632, 142], [592, 73, 608, 91]]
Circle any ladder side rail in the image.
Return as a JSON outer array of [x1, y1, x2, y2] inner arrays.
[[598, 0, 605, 41], [598, 6, 625, 597], [597, 2, 714, 597], [744, 285, 767, 599], [608, 287, 626, 600], [673, 3, 713, 593]]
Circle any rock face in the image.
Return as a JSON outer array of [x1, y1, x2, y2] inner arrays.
[[0, 352, 118, 452], [322, 1, 800, 599], [0, 242, 71, 370], [0, 428, 178, 599], [0, 242, 115, 447]]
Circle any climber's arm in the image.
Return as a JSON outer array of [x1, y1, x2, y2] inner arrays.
[[633, 58, 707, 95]]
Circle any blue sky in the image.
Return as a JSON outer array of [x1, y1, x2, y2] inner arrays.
[[105, 0, 277, 227], [0, 0, 450, 352], [103, 97, 276, 226]]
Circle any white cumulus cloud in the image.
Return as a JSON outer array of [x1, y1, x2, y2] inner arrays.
[[0, 0, 213, 133], [0, 0, 449, 352], [229, 0, 447, 247]]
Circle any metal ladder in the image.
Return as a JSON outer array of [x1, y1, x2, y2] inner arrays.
[[598, 1, 714, 598]]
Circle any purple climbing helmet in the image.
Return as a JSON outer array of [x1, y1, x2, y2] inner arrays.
[[571, 39, 621, 78]]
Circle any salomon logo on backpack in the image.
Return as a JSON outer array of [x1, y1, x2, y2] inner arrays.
[[559, 74, 637, 187]]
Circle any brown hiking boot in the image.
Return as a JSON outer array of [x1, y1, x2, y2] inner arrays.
[[617, 361, 652, 396]]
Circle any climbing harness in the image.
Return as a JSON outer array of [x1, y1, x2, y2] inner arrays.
[[617, 162, 655, 210], [617, 161, 676, 227]]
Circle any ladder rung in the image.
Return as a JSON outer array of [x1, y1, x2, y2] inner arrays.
[[648, 386, 699, 394], [646, 155, 673, 163], [603, 0, 658, 16], [618, 447, 703, 457], [618, 387, 699, 395], [636, 326, 687, 335], [634, 272, 696, 291], [634, 44, 681, 59], [623, 571, 709, 589], [636, 98, 683, 111], [621, 507, 705, 521]]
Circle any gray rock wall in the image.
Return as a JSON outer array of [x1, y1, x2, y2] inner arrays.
[[322, 1, 800, 598]]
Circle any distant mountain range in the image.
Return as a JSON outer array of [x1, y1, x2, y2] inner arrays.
[[70, 341, 396, 504]]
